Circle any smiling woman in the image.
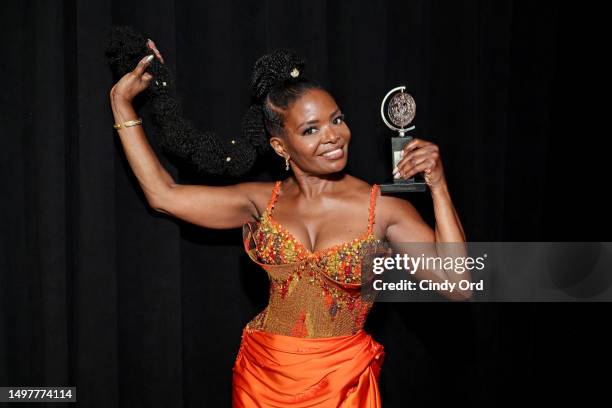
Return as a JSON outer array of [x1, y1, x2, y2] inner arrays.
[[109, 46, 469, 407], [241, 51, 352, 177], [269, 88, 350, 174]]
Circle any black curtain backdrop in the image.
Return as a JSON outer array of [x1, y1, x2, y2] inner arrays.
[[1, 1, 610, 407]]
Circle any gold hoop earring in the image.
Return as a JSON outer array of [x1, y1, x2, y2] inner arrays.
[[285, 156, 290, 171]]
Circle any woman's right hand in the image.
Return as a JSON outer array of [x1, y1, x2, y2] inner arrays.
[[109, 54, 155, 105], [109, 39, 165, 105]]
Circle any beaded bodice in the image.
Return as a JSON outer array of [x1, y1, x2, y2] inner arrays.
[[241, 181, 385, 338]]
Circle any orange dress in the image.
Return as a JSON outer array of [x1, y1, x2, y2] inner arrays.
[[233, 181, 386, 407]]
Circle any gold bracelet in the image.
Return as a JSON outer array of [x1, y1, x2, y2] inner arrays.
[[113, 118, 143, 130]]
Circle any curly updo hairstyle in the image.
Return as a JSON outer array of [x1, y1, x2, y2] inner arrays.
[[106, 26, 323, 177], [242, 49, 324, 154]]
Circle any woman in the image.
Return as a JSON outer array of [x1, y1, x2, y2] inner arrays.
[[109, 41, 470, 407]]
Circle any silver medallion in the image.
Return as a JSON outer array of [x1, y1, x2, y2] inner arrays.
[[387, 91, 416, 128]]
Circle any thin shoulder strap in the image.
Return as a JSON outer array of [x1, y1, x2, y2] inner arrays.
[[367, 184, 380, 234], [265, 181, 282, 215]]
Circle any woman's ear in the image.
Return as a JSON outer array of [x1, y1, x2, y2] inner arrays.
[[269, 137, 287, 159]]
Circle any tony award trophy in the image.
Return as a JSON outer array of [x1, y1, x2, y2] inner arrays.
[[380, 86, 427, 193]]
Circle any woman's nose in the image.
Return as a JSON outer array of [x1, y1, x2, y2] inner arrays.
[[322, 128, 340, 144]]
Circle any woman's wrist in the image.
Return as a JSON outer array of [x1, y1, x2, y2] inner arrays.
[[111, 97, 137, 117], [429, 179, 450, 197], [110, 91, 133, 108]]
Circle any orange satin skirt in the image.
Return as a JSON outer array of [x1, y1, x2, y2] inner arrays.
[[232, 326, 385, 407]]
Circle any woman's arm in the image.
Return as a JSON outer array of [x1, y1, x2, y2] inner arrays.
[[110, 54, 259, 230], [110, 95, 175, 207], [429, 183, 466, 243], [382, 138, 471, 300]]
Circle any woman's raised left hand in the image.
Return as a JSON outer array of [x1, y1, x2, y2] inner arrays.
[[393, 138, 446, 189]]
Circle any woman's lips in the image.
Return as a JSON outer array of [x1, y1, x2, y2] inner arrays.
[[320, 147, 344, 160]]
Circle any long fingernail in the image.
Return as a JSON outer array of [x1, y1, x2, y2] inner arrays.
[[392, 166, 398, 175], [394, 172, 400, 179], [145, 54, 154, 63]]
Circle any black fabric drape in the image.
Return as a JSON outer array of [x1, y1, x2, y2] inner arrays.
[[1, 1, 609, 407]]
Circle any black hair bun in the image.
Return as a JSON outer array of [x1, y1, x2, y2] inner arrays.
[[250, 49, 305, 101]]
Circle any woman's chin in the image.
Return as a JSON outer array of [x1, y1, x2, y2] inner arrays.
[[322, 158, 348, 173]]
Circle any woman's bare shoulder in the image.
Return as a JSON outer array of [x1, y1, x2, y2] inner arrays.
[[345, 174, 423, 231], [344, 174, 376, 194], [376, 190, 424, 234], [235, 180, 278, 219]]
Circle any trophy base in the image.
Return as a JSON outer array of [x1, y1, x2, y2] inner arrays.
[[380, 181, 427, 193]]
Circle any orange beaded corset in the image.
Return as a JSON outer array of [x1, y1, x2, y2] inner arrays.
[[242, 181, 385, 338]]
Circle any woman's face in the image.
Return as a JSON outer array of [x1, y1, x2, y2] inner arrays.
[[271, 88, 351, 175]]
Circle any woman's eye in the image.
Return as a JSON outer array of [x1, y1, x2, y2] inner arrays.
[[303, 127, 318, 135], [333, 114, 345, 125]]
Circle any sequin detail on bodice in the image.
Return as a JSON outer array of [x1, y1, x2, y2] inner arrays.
[[242, 181, 385, 338]]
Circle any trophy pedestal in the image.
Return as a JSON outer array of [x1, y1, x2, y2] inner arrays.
[[380, 179, 427, 193]]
